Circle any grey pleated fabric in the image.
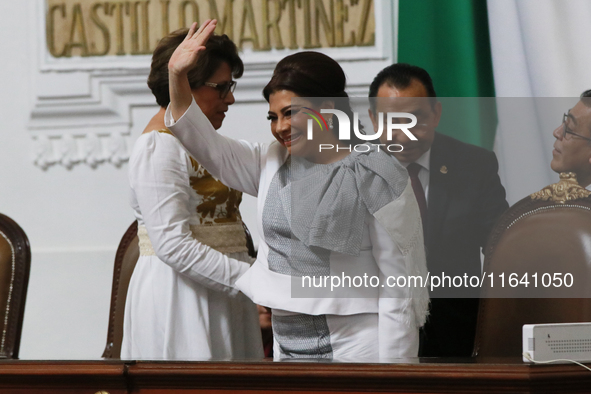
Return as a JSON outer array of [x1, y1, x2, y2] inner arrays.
[[272, 313, 333, 359], [262, 146, 409, 277], [288, 145, 408, 256], [263, 158, 331, 276]]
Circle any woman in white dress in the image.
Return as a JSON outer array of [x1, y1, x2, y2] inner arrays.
[[121, 29, 263, 360], [165, 20, 429, 361]]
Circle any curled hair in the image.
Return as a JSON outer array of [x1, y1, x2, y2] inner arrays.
[[148, 28, 243, 107], [263, 51, 364, 144]]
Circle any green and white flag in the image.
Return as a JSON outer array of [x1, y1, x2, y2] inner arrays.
[[397, 0, 496, 149]]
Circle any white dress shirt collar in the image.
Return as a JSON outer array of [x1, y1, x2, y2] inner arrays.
[[399, 149, 431, 171]]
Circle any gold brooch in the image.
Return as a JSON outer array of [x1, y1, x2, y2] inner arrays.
[[440, 165, 448, 174]]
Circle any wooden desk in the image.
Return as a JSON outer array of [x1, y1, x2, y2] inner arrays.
[[0, 358, 589, 393], [0, 360, 128, 394]]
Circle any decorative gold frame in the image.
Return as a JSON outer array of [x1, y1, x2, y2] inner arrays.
[[530, 172, 591, 203]]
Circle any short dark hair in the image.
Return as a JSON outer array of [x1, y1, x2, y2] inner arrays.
[[368, 63, 437, 109], [581, 89, 591, 107], [577, 91, 591, 141], [148, 28, 243, 108], [263, 51, 364, 143]]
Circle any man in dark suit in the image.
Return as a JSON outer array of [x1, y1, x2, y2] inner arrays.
[[368, 63, 509, 357]]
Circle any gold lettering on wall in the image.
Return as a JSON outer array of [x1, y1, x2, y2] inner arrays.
[[282, 0, 297, 50], [302, 0, 314, 49], [179, 1, 200, 32], [356, 0, 373, 45], [261, 0, 283, 50], [107, 2, 126, 55], [47, 4, 66, 56], [238, 0, 259, 49], [90, 3, 111, 55], [45, 0, 375, 57], [334, 0, 348, 47], [64, 3, 89, 56], [160, 0, 171, 38], [208, 0, 234, 39], [314, 0, 333, 48]]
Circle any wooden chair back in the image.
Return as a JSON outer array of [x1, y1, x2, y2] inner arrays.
[[102, 221, 139, 358], [474, 174, 591, 357], [0, 213, 31, 359]]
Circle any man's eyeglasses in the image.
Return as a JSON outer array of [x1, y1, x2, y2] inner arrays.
[[204, 80, 237, 99], [562, 113, 591, 142]]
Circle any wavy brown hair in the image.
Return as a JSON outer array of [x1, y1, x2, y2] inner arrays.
[[148, 28, 243, 107]]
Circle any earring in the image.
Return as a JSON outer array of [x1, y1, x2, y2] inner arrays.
[[328, 117, 334, 129]]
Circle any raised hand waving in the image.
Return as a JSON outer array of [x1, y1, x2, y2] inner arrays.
[[169, 20, 217, 77], [168, 20, 218, 121]]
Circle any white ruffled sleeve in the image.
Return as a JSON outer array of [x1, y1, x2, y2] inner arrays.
[[129, 132, 250, 295], [369, 215, 419, 359], [164, 98, 263, 197], [370, 181, 430, 359]]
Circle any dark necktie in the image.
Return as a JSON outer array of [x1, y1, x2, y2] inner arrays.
[[407, 162, 428, 232]]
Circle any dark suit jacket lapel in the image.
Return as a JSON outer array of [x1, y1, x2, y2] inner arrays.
[[426, 132, 451, 253]]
